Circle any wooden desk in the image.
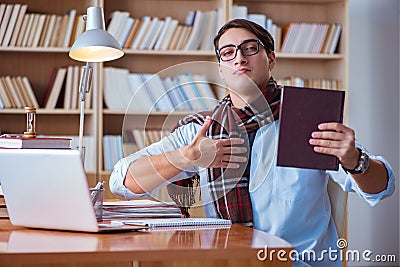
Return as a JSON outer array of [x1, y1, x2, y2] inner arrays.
[[0, 220, 292, 267]]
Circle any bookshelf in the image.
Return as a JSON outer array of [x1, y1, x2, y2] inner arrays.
[[0, 0, 348, 198]]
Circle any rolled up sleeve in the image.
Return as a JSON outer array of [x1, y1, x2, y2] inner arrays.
[[327, 143, 395, 207]]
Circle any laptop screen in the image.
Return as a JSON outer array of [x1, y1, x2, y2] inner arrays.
[[0, 149, 100, 232]]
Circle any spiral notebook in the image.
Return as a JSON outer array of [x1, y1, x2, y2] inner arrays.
[[112, 218, 232, 228]]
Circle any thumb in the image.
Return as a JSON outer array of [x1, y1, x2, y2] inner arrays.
[[198, 116, 212, 137]]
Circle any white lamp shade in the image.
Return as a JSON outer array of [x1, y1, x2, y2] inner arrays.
[[69, 29, 124, 62], [69, 6, 124, 63]]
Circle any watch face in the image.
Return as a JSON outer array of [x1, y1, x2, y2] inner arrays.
[[343, 148, 370, 174], [356, 150, 370, 173]]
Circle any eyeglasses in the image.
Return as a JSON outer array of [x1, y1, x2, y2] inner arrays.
[[217, 39, 265, 62]]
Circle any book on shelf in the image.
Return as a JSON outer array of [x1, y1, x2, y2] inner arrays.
[[44, 67, 67, 109], [43, 14, 57, 47], [103, 135, 124, 171], [112, 217, 232, 228], [0, 4, 13, 45], [30, 14, 46, 48], [154, 16, 172, 50], [69, 15, 85, 47], [328, 23, 342, 54], [167, 24, 183, 50], [117, 16, 134, 47], [131, 16, 151, 50], [1, 3, 20, 46], [38, 14, 51, 47], [62, 9, 76, 48], [147, 19, 165, 50], [20, 76, 39, 108], [55, 14, 69, 47], [0, 136, 72, 149], [0, 77, 14, 108], [26, 14, 40, 47], [15, 13, 29, 46], [277, 86, 345, 171], [123, 17, 141, 48], [63, 65, 74, 109], [9, 4, 27, 47], [21, 13, 35, 47], [159, 19, 178, 51], [11, 77, 29, 107], [3, 76, 22, 108]]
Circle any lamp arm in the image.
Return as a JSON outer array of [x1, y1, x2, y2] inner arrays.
[[78, 62, 94, 162]]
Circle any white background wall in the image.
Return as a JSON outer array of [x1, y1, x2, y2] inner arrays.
[[348, 0, 399, 266]]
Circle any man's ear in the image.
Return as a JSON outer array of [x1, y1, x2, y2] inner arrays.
[[268, 51, 276, 70]]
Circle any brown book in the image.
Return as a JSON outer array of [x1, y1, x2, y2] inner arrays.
[[168, 24, 183, 50], [277, 86, 345, 170], [124, 18, 141, 48]]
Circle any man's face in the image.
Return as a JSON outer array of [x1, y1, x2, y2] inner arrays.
[[217, 28, 275, 92]]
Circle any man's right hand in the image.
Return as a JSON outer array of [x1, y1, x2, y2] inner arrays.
[[182, 117, 248, 169]]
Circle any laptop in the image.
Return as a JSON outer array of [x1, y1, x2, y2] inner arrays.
[[0, 148, 147, 233]]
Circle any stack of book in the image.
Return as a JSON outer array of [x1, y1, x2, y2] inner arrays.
[[102, 199, 182, 219]]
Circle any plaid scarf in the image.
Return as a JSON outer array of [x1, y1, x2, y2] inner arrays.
[[167, 77, 281, 225]]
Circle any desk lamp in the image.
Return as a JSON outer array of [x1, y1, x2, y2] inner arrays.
[[69, 6, 124, 159]]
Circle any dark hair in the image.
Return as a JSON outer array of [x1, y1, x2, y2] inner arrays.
[[213, 19, 274, 61]]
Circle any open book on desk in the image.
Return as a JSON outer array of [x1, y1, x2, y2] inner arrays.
[[111, 218, 232, 229]]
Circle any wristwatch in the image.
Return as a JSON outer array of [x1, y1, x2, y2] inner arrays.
[[342, 148, 370, 174]]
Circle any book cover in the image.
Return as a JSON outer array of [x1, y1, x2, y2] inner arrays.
[[277, 86, 345, 171], [0, 136, 72, 149]]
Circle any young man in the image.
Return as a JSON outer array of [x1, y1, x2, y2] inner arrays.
[[110, 19, 395, 266]]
